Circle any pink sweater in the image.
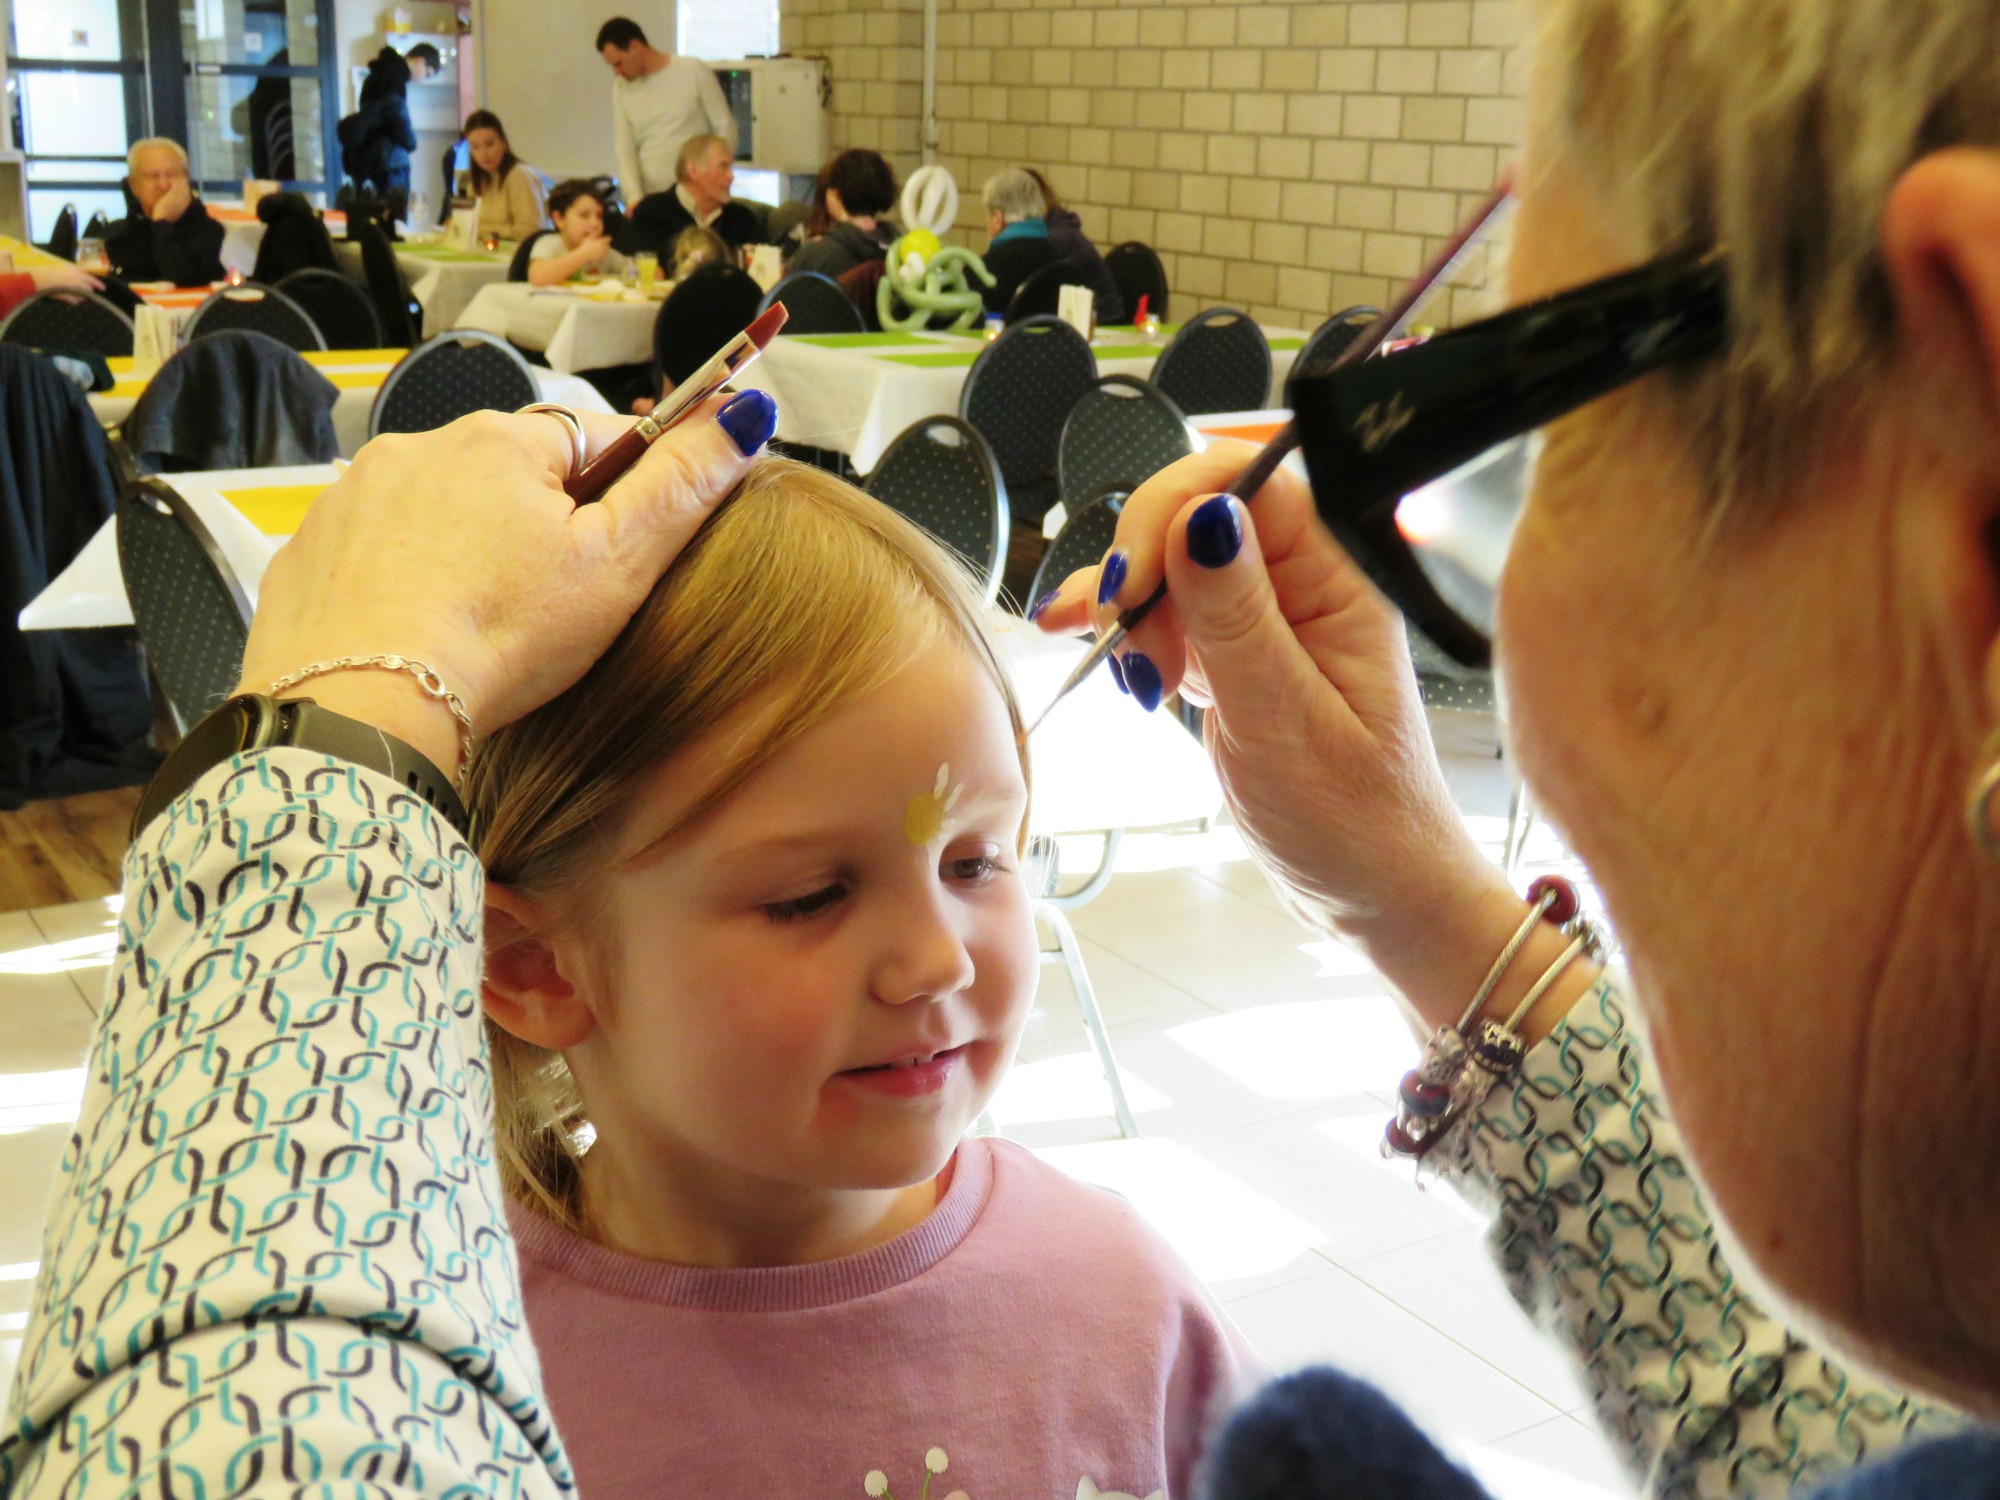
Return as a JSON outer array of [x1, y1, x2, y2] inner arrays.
[[508, 1137, 1261, 1500]]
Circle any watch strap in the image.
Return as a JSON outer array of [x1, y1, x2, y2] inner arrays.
[[131, 694, 472, 842]]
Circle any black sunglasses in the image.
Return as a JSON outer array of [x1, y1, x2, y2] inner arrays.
[[1287, 248, 1729, 669]]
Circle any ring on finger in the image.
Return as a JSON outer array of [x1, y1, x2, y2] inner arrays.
[[519, 402, 587, 477]]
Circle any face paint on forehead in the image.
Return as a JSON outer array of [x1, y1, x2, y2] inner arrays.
[[903, 763, 963, 846]]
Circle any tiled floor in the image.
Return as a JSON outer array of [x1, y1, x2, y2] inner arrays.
[[0, 744, 1633, 1498]]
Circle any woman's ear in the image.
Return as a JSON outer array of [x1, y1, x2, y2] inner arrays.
[[1882, 149, 2000, 731], [484, 885, 598, 1049]]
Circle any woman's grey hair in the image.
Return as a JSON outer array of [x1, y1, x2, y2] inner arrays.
[[982, 168, 1046, 225], [126, 138, 189, 175], [1532, 0, 2000, 506]]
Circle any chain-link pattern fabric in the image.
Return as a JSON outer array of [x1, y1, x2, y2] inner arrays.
[[0, 750, 572, 1497], [1443, 977, 1960, 1498]]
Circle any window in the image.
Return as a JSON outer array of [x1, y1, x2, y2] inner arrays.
[[676, 0, 778, 61]]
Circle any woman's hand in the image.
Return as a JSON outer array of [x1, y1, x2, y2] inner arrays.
[[1035, 445, 1553, 1028], [234, 391, 775, 769]]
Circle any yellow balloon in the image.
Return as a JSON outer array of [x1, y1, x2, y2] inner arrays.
[[895, 229, 941, 266]]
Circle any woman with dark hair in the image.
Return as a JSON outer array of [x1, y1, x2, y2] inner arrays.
[[789, 149, 897, 280], [336, 47, 416, 200], [464, 109, 546, 241]]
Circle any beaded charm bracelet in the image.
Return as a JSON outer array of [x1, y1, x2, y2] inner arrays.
[[1384, 874, 1603, 1162]]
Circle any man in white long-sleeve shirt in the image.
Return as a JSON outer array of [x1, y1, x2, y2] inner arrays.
[[597, 16, 736, 205]]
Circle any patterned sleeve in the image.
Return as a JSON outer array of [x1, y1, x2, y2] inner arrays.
[[0, 750, 574, 1498], [1439, 976, 1957, 1498]]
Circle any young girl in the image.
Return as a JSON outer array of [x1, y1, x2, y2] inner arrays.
[[463, 108, 545, 241], [465, 459, 1257, 1498], [527, 178, 631, 287], [668, 222, 729, 281]]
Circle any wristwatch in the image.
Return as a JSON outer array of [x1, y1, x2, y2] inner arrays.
[[131, 693, 471, 841]]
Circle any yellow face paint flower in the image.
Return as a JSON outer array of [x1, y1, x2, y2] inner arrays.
[[903, 763, 962, 846]]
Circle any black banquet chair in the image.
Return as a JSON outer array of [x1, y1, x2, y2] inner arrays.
[[185, 282, 327, 353], [1291, 304, 1383, 383], [369, 330, 540, 437], [1150, 307, 1273, 416], [957, 314, 1096, 529], [43, 203, 79, 262], [115, 477, 253, 732], [761, 271, 865, 335], [1028, 488, 1126, 609], [655, 264, 764, 387], [1104, 242, 1169, 323], [1005, 261, 1078, 326], [350, 213, 423, 346], [276, 268, 386, 350], [0, 289, 135, 356], [507, 229, 552, 282], [864, 417, 1010, 604], [1057, 375, 1193, 513]]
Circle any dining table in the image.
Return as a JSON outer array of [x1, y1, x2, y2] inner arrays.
[[83, 346, 614, 460], [734, 324, 1307, 475], [454, 279, 667, 374], [333, 235, 516, 337]]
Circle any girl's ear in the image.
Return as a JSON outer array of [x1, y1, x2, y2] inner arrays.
[[484, 886, 598, 1049]]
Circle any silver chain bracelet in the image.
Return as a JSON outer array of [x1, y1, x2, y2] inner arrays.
[[265, 654, 476, 778]]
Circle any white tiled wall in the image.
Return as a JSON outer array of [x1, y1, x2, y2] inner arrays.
[[779, 0, 1525, 330]]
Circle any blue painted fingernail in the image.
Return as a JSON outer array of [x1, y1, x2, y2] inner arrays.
[[1186, 493, 1243, 569], [1106, 652, 1129, 694], [1097, 550, 1129, 605], [1029, 588, 1059, 620], [716, 389, 777, 454], [1122, 651, 1163, 712]]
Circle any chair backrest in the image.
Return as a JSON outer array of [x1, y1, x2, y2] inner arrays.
[[115, 477, 252, 731], [351, 213, 422, 346], [1104, 242, 1169, 323], [508, 229, 551, 282], [1005, 260, 1079, 326], [122, 330, 340, 472], [369, 330, 540, 437], [1291, 305, 1382, 383], [761, 271, 865, 335], [46, 203, 79, 262], [276, 267, 386, 350], [654, 263, 764, 387], [1149, 306, 1273, 416], [186, 282, 327, 353], [249, 195, 339, 285], [0, 289, 135, 357], [1056, 375, 1194, 511], [82, 210, 111, 241], [958, 314, 1097, 527], [864, 416, 1010, 603], [1029, 488, 1126, 607]]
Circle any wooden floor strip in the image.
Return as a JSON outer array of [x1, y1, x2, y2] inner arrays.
[[0, 787, 141, 912]]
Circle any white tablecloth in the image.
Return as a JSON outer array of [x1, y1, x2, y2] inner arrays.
[[87, 359, 610, 461], [736, 327, 1305, 474], [455, 281, 660, 373], [330, 239, 515, 337]]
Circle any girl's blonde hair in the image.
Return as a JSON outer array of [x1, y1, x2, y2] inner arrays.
[[670, 225, 730, 280], [464, 458, 1025, 1226], [1531, 0, 2000, 504]]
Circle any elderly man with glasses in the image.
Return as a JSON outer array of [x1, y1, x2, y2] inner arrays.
[[105, 137, 225, 287]]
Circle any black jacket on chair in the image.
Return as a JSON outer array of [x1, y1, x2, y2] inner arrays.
[[250, 192, 339, 285], [0, 346, 155, 807], [123, 331, 339, 472], [105, 183, 227, 287]]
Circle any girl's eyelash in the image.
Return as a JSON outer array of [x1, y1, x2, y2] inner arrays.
[[764, 882, 849, 924]]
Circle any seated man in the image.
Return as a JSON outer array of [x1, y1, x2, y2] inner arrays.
[[106, 138, 225, 287], [978, 167, 1060, 315], [620, 134, 761, 257]]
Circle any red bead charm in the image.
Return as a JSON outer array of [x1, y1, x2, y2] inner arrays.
[[1398, 1070, 1451, 1118], [1384, 1118, 1426, 1157], [1526, 874, 1580, 926]]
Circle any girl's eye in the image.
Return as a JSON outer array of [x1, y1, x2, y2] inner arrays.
[[763, 882, 849, 925], [945, 852, 1001, 884]]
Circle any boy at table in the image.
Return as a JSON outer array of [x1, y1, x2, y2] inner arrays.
[[527, 180, 632, 286]]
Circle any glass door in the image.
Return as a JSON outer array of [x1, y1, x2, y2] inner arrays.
[[5, 0, 337, 241]]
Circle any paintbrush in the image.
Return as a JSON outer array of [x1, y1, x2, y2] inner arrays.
[[564, 302, 789, 504], [1024, 181, 1513, 735]]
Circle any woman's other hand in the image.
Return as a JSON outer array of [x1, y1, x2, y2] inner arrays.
[[1034, 445, 1560, 1030], [234, 391, 777, 769]]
